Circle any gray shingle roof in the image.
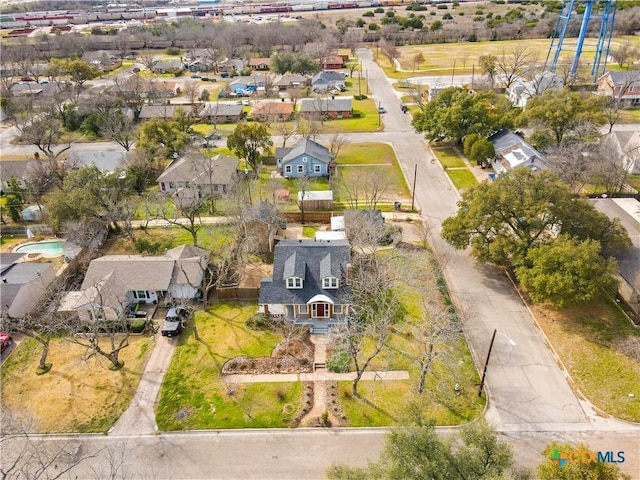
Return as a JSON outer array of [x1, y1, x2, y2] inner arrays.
[[299, 97, 352, 113], [202, 102, 244, 117], [259, 239, 351, 306], [281, 138, 333, 164], [157, 153, 239, 186], [606, 71, 640, 87]]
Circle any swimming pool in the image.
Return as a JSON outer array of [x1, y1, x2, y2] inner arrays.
[[14, 240, 65, 257]]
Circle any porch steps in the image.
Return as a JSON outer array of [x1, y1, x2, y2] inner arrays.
[[313, 362, 326, 371]]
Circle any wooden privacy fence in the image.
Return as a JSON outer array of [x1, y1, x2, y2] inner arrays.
[[215, 287, 260, 301], [282, 212, 332, 223]]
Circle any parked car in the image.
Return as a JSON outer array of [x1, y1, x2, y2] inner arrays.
[[190, 74, 201, 79], [220, 72, 229, 78], [242, 99, 250, 106], [0, 333, 13, 353], [206, 132, 222, 141], [378, 106, 387, 114], [161, 306, 190, 338]]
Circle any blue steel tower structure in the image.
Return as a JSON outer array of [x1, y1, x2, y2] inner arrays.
[[544, 0, 617, 82]]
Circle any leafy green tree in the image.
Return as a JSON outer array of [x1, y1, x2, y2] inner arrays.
[[412, 87, 516, 144], [463, 134, 495, 168], [516, 236, 617, 308], [271, 52, 319, 75], [524, 88, 606, 146], [5, 177, 25, 222], [136, 117, 190, 161], [328, 421, 525, 480], [441, 168, 630, 268], [45, 166, 136, 234], [227, 123, 273, 173], [538, 443, 631, 480]]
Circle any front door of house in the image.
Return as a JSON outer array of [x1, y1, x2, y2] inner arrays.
[[312, 303, 328, 319]]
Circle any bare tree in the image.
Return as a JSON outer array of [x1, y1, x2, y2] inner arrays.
[[545, 143, 593, 195], [337, 168, 392, 210], [149, 188, 204, 246], [272, 117, 298, 148], [602, 70, 640, 133], [98, 110, 136, 151], [592, 135, 632, 195], [293, 175, 311, 225], [328, 132, 347, 158], [612, 41, 639, 70], [495, 45, 534, 89], [182, 80, 200, 108], [67, 276, 130, 371], [332, 248, 401, 397]]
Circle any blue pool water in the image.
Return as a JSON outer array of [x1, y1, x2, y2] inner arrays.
[[15, 240, 65, 256]]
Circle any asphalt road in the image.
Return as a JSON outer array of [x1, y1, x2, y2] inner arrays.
[[1, 50, 639, 479]]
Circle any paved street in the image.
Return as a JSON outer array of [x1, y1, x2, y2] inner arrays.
[[1, 50, 639, 479]]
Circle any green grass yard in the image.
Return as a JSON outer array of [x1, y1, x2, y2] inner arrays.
[[532, 298, 640, 422], [156, 302, 302, 430]]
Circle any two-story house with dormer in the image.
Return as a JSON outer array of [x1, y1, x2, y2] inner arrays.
[[258, 239, 351, 333]]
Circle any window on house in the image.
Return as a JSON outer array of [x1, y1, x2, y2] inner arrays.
[[135, 290, 147, 299], [285, 165, 292, 173], [314, 165, 322, 174], [312, 303, 329, 318], [286, 277, 303, 289], [333, 305, 343, 315], [298, 304, 309, 315], [322, 277, 339, 289], [297, 165, 304, 173]]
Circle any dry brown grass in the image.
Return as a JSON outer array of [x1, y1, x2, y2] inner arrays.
[[1, 335, 154, 433]]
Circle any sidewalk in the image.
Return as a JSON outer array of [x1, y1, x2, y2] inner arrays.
[[224, 370, 409, 383]]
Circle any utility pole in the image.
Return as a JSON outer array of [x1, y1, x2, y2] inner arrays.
[[411, 164, 417, 211], [478, 329, 497, 397]]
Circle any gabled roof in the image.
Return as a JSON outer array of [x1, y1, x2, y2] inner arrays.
[[0, 260, 55, 318], [259, 239, 351, 306], [272, 73, 308, 87], [157, 153, 239, 186], [249, 57, 271, 67], [299, 97, 352, 112], [488, 130, 547, 171], [602, 71, 640, 87], [311, 71, 346, 85], [138, 104, 202, 119], [202, 102, 244, 117], [280, 138, 333, 165], [251, 102, 294, 117], [81, 245, 209, 293]]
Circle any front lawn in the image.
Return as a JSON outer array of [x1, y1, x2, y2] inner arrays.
[[337, 142, 396, 165], [446, 169, 478, 191], [432, 147, 466, 168], [335, 248, 485, 426], [531, 298, 640, 422], [156, 302, 303, 429], [0, 335, 153, 433]]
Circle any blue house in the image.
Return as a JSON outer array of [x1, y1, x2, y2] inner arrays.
[[275, 139, 334, 179]]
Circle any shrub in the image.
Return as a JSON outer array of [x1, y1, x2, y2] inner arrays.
[[437, 4, 448, 9], [354, 94, 368, 100], [129, 318, 147, 333], [327, 348, 350, 373], [443, 12, 453, 19], [246, 313, 270, 331], [166, 47, 181, 56], [374, 7, 384, 13]]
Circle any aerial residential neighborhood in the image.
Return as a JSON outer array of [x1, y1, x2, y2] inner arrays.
[[0, 0, 639, 478]]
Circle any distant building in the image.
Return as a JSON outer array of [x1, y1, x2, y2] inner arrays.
[[596, 71, 640, 107], [275, 138, 334, 178], [506, 71, 564, 108]]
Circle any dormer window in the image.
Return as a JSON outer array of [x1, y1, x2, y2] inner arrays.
[[322, 277, 339, 289], [286, 277, 303, 289]]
